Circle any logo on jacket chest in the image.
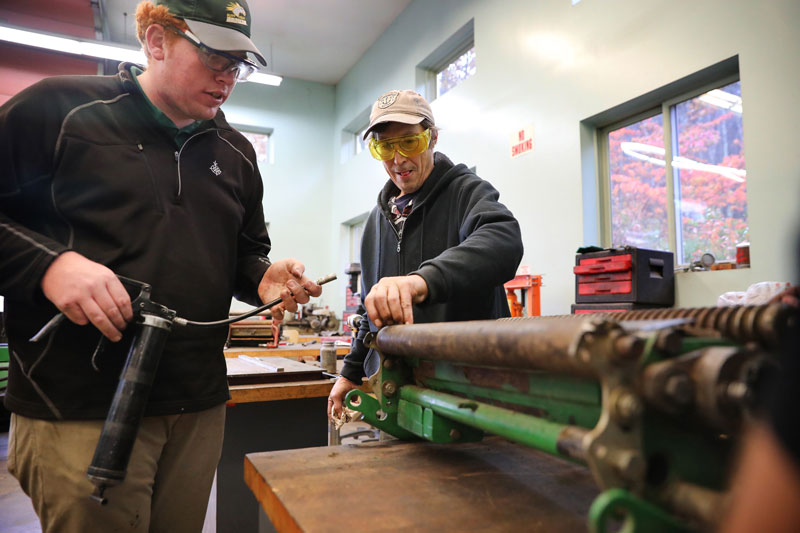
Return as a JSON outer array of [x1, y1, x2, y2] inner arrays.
[[209, 161, 222, 176]]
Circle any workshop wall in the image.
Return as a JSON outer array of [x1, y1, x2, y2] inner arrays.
[[223, 79, 337, 311], [329, 0, 800, 315], [0, 0, 98, 105]]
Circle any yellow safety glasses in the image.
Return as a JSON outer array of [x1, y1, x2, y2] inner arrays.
[[369, 129, 432, 161]]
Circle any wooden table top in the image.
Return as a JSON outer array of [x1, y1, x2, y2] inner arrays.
[[244, 437, 599, 532], [224, 342, 350, 359], [228, 378, 335, 404]]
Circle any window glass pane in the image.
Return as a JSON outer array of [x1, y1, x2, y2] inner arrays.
[[673, 81, 747, 264], [607, 114, 668, 250], [239, 131, 270, 163], [436, 46, 476, 98], [349, 218, 366, 263], [355, 127, 369, 155]]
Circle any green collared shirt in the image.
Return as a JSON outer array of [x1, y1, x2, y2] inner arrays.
[[130, 66, 206, 147]]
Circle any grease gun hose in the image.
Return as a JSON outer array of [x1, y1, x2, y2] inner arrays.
[[173, 273, 337, 328]]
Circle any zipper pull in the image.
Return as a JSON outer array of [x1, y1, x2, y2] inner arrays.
[[137, 143, 143, 151], [397, 241, 401, 253], [174, 151, 179, 162]]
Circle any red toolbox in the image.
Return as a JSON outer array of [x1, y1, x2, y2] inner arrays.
[[574, 247, 674, 305], [571, 302, 669, 314]]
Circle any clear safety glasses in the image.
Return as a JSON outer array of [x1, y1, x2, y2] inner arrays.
[[369, 129, 432, 161], [168, 27, 259, 81]]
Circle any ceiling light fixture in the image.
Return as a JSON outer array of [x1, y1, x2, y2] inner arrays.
[[0, 23, 282, 87]]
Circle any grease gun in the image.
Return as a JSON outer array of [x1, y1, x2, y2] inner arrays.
[[31, 273, 336, 504]]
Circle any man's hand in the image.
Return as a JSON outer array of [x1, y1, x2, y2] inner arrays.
[[40, 251, 133, 341], [328, 376, 358, 420], [365, 274, 428, 327], [257, 258, 322, 323]]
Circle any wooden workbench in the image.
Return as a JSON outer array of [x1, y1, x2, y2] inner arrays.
[[244, 437, 600, 532], [218, 353, 340, 532], [224, 342, 350, 360]]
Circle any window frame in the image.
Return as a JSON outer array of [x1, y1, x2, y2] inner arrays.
[[340, 106, 371, 163], [416, 18, 475, 102], [597, 73, 743, 267], [232, 124, 274, 165], [433, 42, 476, 99]]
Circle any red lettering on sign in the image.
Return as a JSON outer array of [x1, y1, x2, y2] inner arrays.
[[511, 139, 534, 158], [518, 130, 524, 141]]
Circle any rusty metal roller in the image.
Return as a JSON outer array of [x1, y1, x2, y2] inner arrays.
[[501, 304, 795, 348], [375, 317, 635, 378]]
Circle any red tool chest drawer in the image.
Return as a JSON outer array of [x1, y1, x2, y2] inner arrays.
[[578, 280, 632, 296], [575, 247, 674, 305], [571, 302, 669, 314], [575, 271, 632, 284]]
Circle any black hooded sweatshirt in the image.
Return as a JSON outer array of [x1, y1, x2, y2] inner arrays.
[[341, 152, 524, 383]]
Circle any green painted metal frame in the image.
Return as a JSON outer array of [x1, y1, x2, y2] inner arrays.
[[0, 344, 9, 392], [345, 327, 753, 533], [398, 385, 581, 460], [589, 489, 698, 533]]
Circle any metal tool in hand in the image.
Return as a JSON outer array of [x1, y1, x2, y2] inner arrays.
[[30, 273, 337, 505]]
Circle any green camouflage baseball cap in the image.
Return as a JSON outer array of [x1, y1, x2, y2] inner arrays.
[[154, 0, 266, 65]]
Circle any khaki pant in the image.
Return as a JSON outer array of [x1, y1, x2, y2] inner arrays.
[[8, 403, 226, 533]]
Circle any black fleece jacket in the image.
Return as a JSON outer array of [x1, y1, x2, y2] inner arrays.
[[341, 153, 523, 383], [0, 64, 270, 419]]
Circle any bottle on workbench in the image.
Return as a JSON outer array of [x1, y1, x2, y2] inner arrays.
[[320, 340, 337, 373]]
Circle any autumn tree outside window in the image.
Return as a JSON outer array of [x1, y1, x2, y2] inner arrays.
[[416, 19, 475, 103], [600, 77, 748, 266], [237, 128, 272, 165]]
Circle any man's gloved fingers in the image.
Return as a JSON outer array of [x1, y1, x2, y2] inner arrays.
[[328, 396, 343, 419]]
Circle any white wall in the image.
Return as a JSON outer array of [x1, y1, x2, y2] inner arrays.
[[329, 0, 800, 315], [222, 77, 339, 310]]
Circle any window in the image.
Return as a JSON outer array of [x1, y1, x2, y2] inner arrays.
[[355, 126, 370, 156], [340, 107, 371, 163], [349, 218, 366, 264], [599, 76, 747, 266], [435, 45, 476, 98], [235, 126, 273, 164], [416, 19, 475, 101]]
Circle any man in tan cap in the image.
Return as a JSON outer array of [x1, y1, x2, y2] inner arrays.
[[0, 0, 322, 530], [328, 89, 524, 419]]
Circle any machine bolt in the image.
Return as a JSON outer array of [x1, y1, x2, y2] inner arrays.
[[726, 381, 749, 404], [614, 392, 643, 424], [613, 451, 645, 481], [655, 330, 683, 355], [614, 335, 645, 361], [363, 332, 376, 348], [383, 358, 394, 370], [382, 380, 397, 397], [449, 429, 461, 441], [594, 444, 608, 460], [664, 374, 693, 406]]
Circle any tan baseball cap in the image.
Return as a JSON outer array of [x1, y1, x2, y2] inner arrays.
[[362, 90, 434, 140]]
